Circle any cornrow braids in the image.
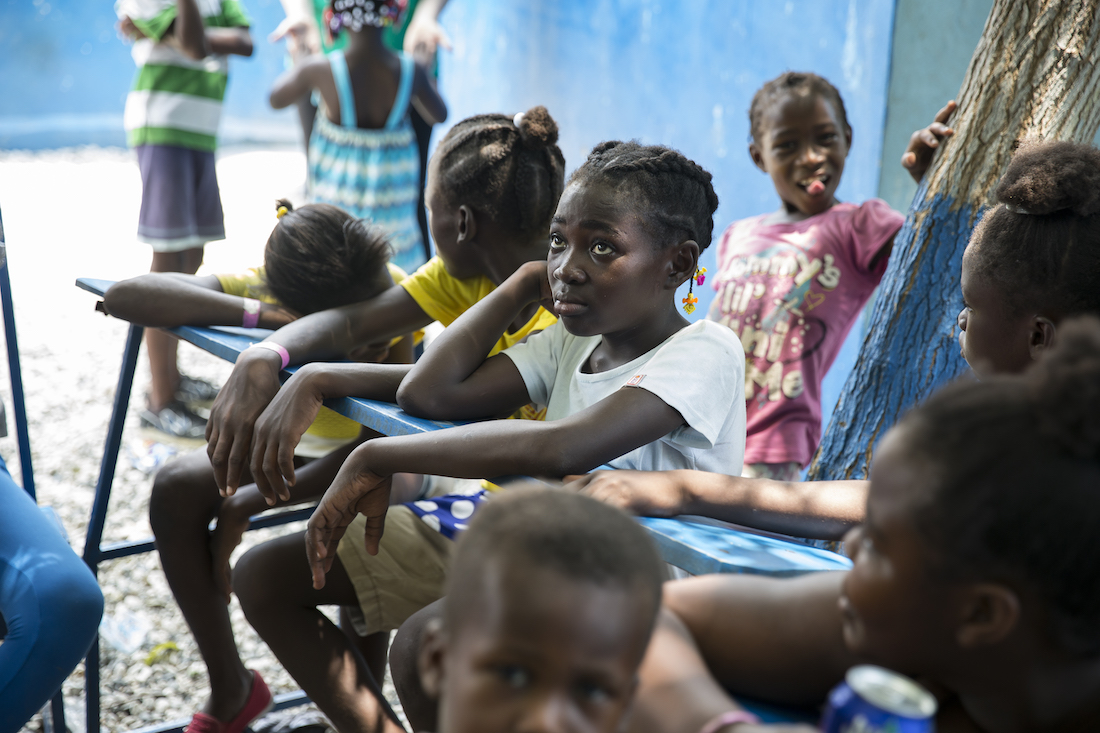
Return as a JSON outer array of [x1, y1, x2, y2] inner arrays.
[[264, 199, 393, 315], [749, 71, 850, 143], [902, 317, 1100, 656], [970, 140, 1100, 319], [432, 106, 566, 240], [569, 141, 720, 250]]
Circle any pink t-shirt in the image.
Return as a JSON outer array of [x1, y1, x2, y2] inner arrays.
[[711, 200, 904, 466]]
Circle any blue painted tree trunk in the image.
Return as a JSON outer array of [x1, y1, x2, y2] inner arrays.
[[810, 0, 1100, 479]]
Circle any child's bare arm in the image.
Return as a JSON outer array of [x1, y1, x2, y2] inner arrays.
[[641, 573, 854, 721], [168, 0, 252, 58], [302, 386, 687, 579], [565, 470, 867, 540], [206, 285, 433, 495], [206, 27, 253, 57], [247, 361, 415, 495], [171, 0, 209, 58], [902, 100, 956, 183], [103, 273, 297, 329], [397, 261, 549, 420], [409, 63, 447, 126], [270, 55, 326, 109]]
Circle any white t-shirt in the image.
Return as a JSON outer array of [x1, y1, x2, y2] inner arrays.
[[503, 320, 746, 475]]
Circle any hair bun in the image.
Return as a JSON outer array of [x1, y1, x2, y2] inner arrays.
[[515, 105, 558, 149], [275, 198, 295, 215], [997, 140, 1100, 217], [1030, 315, 1100, 459]]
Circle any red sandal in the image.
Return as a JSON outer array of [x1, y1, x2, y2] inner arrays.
[[184, 670, 273, 733]]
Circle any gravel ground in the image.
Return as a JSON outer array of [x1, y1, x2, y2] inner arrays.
[[0, 146, 404, 732]]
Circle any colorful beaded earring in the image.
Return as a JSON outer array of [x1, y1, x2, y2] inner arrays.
[[682, 267, 706, 314]]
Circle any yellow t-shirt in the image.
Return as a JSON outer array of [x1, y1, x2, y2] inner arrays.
[[215, 263, 416, 450], [401, 257, 558, 490], [399, 257, 558, 356]]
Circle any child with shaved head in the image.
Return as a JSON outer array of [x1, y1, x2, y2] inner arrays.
[[412, 489, 666, 733]]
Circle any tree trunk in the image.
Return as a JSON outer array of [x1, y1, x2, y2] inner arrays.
[[809, 0, 1100, 480]]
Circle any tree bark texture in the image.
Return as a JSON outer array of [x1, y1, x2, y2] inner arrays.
[[810, 0, 1100, 480]]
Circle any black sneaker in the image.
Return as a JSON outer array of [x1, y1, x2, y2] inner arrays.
[[140, 400, 208, 440], [176, 375, 220, 407]]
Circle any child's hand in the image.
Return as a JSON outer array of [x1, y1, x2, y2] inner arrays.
[[564, 470, 689, 518], [117, 16, 147, 41], [207, 348, 285, 497], [902, 100, 956, 183], [514, 260, 554, 312], [210, 494, 253, 603], [305, 456, 392, 589], [403, 12, 451, 66], [249, 366, 327, 501], [269, 15, 320, 61]]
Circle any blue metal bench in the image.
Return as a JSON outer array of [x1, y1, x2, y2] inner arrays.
[[76, 276, 850, 733]]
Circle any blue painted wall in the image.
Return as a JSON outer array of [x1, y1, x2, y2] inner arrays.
[[0, 0, 299, 148], [434, 0, 896, 323]]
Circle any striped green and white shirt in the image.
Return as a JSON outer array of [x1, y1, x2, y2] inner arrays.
[[120, 0, 250, 152]]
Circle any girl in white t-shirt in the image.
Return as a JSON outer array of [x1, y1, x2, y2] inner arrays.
[[232, 141, 745, 733], [296, 140, 747, 572]]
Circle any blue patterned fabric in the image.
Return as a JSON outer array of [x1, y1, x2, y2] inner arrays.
[[404, 489, 490, 540], [309, 51, 426, 273]]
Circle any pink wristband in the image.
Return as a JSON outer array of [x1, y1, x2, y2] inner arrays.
[[242, 298, 261, 328], [248, 341, 290, 369], [698, 711, 761, 733]]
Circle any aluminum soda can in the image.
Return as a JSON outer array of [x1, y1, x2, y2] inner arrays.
[[821, 665, 937, 733]]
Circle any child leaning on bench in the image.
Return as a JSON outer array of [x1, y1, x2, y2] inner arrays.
[[227, 141, 745, 733], [103, 200, 414, 733]]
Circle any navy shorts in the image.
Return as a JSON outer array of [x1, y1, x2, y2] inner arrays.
[[136, 144, 225, 252]]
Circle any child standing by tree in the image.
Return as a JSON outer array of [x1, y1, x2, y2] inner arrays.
[[713, 72, 911, 480], [269, 0, 447, 274], [117, 0, 253, 439]]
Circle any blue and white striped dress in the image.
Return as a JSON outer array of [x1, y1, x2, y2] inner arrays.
[[308, 51, 426, 273]]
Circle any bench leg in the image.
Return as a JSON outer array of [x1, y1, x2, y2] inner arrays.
[[83, 323, 143, 733]]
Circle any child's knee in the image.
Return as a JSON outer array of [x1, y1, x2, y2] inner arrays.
[[232, 544, 280, 618], [149, 452, 217, 533]]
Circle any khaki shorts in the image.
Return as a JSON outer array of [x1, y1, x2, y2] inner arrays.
[[337, 475, 482, 635]]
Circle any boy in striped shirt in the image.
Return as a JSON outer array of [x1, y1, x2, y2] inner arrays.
[[118, 0, 252, 439]]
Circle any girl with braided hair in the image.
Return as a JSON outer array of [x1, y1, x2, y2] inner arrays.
[[230, 141, 746, 733]]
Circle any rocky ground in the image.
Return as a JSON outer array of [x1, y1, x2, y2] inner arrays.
[[0, 146, 404, 732]]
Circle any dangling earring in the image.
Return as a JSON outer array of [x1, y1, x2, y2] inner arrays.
[[682, 267, 706, 314]]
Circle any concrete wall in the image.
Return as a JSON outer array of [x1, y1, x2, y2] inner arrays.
[[0, 0, 299, 148]]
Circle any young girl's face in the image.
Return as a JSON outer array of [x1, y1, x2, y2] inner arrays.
[[958, 240, 1036, 377], [750, 92, 851, 218], [548, 181, 683, 339], [839, 427, 962, 673]]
